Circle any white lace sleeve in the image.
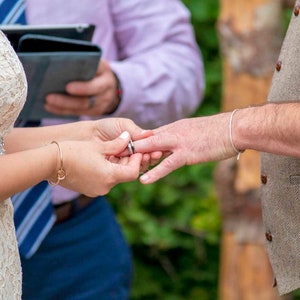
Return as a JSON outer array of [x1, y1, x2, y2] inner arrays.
[[0, 30, 27, 300], [0, 30, 27, 142]]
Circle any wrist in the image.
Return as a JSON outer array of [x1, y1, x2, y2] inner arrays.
[[229, 109, 245, 160], [233, 105, 263, 153], [105, 72, 122, 114], [48, 141, 66, 186]]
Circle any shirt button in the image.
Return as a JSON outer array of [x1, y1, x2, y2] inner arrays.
[[294, 5, 300, 16], [265, 231, 273, 242]]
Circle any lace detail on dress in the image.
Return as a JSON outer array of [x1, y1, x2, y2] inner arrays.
[[0, 31, 27, 137], [0, 30, 27, 300], [0, 137, 5, 155], [0, 199, 22, 300]]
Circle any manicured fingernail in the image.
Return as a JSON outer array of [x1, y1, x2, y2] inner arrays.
[[120, 131, 129, 139]]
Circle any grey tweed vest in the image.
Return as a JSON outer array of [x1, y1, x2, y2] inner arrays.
[[261, 0, 300, 295]]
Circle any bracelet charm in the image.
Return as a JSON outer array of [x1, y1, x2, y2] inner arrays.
[[48, 141, 66, 186]]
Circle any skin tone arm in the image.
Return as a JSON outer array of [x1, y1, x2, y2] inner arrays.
[[5, 118, 150, 152], [1, 118, 152, 201], [133, 102, 300, 184]]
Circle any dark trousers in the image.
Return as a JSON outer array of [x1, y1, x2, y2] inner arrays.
[[21, 197, 133, 300]]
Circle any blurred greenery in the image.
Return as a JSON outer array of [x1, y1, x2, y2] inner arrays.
[[109, 1, 222, 299]]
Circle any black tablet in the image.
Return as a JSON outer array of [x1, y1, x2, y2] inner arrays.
[[17, 34, 100, 53], [14, 34, 102, 123], [0, 23, 95, 50]]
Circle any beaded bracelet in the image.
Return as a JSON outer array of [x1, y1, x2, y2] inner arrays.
[[229, 109, 245, 160], [48, 141, 66, 186]]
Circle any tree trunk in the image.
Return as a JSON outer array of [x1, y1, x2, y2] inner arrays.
[[216, 0, 292, 299]]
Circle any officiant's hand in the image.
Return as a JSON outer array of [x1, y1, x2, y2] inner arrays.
[[44, 59, 120, 117]]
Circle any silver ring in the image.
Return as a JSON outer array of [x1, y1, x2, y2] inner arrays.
[[88, 96, 96, 109], [127, 139, 135, 155]]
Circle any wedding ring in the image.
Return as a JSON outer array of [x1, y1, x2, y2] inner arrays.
[[127, 139, 135, 155], [88, 96, 96, 109]]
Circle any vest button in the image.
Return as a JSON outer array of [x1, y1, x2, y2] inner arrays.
[[261, 174, 267, 184], [275, 61, 282, 72], [265, 231, 273, 242], [294, 5, 300, 16]]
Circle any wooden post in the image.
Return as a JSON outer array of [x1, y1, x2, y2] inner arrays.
[[216, 0, 292, 299]]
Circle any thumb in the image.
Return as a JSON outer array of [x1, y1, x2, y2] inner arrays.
[[139, 153, 182, 184], [102, 131, 131, 156]]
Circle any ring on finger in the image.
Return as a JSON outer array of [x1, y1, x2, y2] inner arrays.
[[127, 139, 135, 155], [88, 96, 96, 109]]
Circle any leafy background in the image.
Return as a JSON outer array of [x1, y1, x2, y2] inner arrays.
[[110, 1, 222, 299]]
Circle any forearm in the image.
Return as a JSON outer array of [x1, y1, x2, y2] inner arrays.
[[5, 121, 92, 153], [234, 102, 300, 157], [0, 144, 58, 200], [111, 52, 204, 128]]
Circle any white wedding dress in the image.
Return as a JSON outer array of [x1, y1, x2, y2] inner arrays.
[[0, 31, 27, 299]]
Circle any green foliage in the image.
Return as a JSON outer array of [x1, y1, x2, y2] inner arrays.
[[109, 1, 222, 299], [187, 0, 222, 116], [110, 164, 221, 300]]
